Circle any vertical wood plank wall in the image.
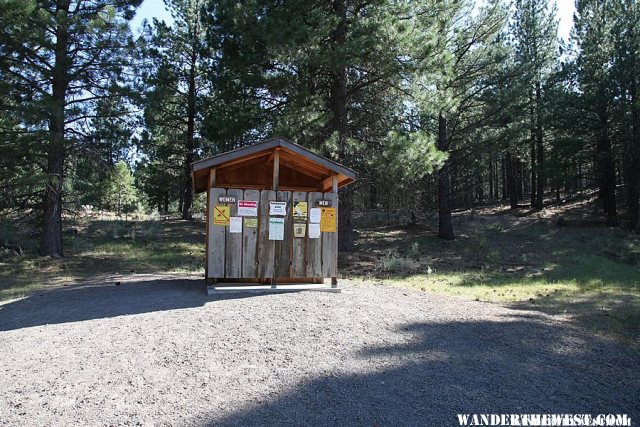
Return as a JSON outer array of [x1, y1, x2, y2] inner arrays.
[[207, 187, 338, 280], [257, 190, 276, 277], [291, 191, 307, 277], [275, 191, 292, 277], [242, 189, 260, 277], [225, 188, 243, 277], [208, 188, 226, 277], [306, 192, 323, 277]]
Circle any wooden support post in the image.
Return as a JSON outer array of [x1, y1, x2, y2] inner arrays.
[[204, 168, 216, 282], [332, 173, 338, 288], [273, 149, 280, 190], [272, 150, 280, 288]]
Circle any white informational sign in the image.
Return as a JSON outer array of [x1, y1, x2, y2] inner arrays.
[[268, 217, 285, 240], [269, 201, 287, 216], [229, 216, 243, 233], [309, 208, 321, 224], [237, 200, 258, 217], [308, 223, 321, 239]]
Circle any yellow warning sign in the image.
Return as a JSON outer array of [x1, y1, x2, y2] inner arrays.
[[293, 201, 308, 221], [320, 207, 336, 232], [213, 205, 230, 226], [244, 217, 258, 228]]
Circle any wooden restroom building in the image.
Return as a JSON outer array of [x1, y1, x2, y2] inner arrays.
[[191, 137, 356, 292]]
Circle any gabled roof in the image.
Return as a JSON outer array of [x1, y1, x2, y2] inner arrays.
[[191, 137, 356, 193]]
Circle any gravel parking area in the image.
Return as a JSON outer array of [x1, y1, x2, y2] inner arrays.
[[1, 275, 638, 426]]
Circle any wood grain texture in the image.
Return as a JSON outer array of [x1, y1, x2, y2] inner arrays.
[[306, 192, 323, 277], [257, 190, 276, 277], [208, 188, 226, 278], [225, 188, 243, 278], [276, 191, 292, 277], [321, 192, 338, 277], [291, 191, 307, 277], [242, 189, 260, 277]]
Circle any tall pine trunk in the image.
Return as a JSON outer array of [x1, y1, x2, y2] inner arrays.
[[501, 157, 507, 200], [489, 154, 495, 202], [42, 3, 70, 257], [597, 105, 618, 226], [534, 80, 545, 209], [181, 49, 198, 220], [529, 91, 537, 207], [330, 0, 354, 251], [627, 65, 639, 230], [437, 112, 454, 240], [506, 151, 519, 209]]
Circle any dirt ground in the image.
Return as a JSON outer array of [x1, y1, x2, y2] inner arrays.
[[1, 274, 638, 426]]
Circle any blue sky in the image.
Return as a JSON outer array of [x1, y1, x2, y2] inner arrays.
[[132, 0, 576, 40], [131, 0, 172, 32]]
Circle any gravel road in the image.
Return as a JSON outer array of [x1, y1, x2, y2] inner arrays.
[[1, 275, 638, 426]]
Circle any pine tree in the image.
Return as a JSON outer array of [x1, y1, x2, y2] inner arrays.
[[139, 0, 210, 220], [611, 0, 640, 230], [512, 0, 559, 209], [104, 160, 138, 216], [409, 0, 509, 239], [0, 0, 141, 256], [574, 0, 619, 226]]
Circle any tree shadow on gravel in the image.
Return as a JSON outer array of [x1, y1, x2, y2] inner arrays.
[[204, 317, 640, 426], [0, 277, 260, 331]]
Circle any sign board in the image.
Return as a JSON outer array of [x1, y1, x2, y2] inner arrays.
[[293, 223, 306, 238], [293, 201, 308, 221], [269, 201, 287, 216], [308, 223, 321, 239], [218, 196, 236, 204], [268, 217, 285, 240], [244, 217, 258, 228], [238, 200, 258, 217], [317, 200, 331, 207], [309, 208, 321, 224], [320, 207, 337, 232], [213, 205, 230, 226], [229, 216, 242, 233]]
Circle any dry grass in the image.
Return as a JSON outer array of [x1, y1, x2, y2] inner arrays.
[[344, 203, 640, 343], [0, 215, 205, 300]]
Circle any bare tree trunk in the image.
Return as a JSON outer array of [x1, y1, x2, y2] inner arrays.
[[501, 157, 507, 200], [42, 2, 70, 257], [437, 113, 454, 240], [626, 34, 639, 231], [506, 151, 518, 209], [626, 104, 639, 230], [529, 91, 537, 207], [181, 43, 198, 220], [597, 106, 618, 226], [369, 181, 377, 210], [330, 0, 353, 251], [534, 81, 545, 209], [517, 160, 524, 201], [489, 154, 495, 202]]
